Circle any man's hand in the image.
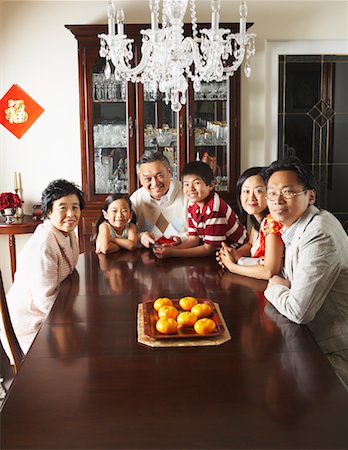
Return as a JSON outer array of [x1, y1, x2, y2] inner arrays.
[[152, 245, 173, 259], [140, 231, 156, 248], [267, 275, 290, 289]]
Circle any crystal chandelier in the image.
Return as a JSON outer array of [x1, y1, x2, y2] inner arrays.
[[99, 0, 256, 112]]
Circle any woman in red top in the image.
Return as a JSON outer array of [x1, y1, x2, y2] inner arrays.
[[216, 167, 284, 280]]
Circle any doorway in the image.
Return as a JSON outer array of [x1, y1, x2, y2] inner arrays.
[[278, 54, 348, 227]]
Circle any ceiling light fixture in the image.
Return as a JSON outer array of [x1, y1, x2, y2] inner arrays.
[[99, 0, 256, 112]]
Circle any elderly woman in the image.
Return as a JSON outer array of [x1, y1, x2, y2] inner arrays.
[[2, 179, 84, 357]]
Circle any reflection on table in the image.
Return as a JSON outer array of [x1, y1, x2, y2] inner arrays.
[[1, 250, 347, 450]]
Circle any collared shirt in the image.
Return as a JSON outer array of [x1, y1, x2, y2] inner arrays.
[[187, 192, 248, 248], [281, 219, 300, 248], [148, 182, 174, 207], [130, 180, 188, 239]]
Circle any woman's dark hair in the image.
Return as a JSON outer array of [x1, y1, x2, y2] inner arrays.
[[41, 179, 85, 218], [236, 167, 267, 231], [264, 156, 318, 193], [181, 161, 215, 186], [91, 194, 136, 247]]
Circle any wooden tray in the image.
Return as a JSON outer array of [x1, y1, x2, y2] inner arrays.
[[143, 298, 224, 340]]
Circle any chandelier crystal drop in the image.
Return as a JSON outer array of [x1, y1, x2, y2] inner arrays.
[[99, 0, 256, 112]]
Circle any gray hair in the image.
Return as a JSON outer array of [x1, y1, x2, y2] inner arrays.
[[136, 151, 172, 176]]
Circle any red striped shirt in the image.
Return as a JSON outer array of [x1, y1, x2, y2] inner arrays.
[[187, 192, 248, 248]]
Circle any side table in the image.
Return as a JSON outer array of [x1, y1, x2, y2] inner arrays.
[[0, 215, 41, 281]]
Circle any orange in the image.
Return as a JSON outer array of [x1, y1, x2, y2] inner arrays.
[[194, 318, 216, 335], [191, 303, 212, 318], [179, 296, 198, 311], [177, 311, 197, 328], [158, 305, 179, 319], [156, 318, 178, 334], [153, 297, 173, 311]]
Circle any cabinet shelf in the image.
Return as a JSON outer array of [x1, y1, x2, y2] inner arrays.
[[194, 97, 227, 102], [93, 100, 127, 104]]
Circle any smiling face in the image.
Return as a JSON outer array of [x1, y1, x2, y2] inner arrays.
[[240, 175, 267, 222], [139, 160, 172, 200], [266, 170, 316, 228], [182, 174, 213, 208], [103, 198, 132, 232], [47, 194, 81, 234]]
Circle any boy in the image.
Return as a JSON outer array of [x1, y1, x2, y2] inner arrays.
[[153, 161, 248, 258], [264, 156, 348, 387]]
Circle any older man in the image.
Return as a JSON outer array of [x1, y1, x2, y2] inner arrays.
[[130, 151, 188, 248], [264, 156, 348, 388]]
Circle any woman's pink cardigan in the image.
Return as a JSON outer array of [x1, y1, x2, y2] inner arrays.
[[4, 220, 79, 355]]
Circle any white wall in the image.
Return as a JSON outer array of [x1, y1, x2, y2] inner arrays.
[[0, 0, 347, 291]]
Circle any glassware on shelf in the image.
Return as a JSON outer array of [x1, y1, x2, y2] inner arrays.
[[143, 82, 161, 102], [93, 73, 126, 102], [93, 123, 127, 148], [144, 124, 156, 147], [206, 121, 228, 145], [195, 128, 214, 146], [94, 149, 129, 194], [155, 124, 177, 147], [194, 81, 227, 101], [94, 150, 113, 193]]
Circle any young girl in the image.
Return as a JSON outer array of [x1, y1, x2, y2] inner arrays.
[[216, 167, 284, 280], [92, 194, 137, 254]]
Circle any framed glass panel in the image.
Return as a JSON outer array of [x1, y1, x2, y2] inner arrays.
[[92, 65, 128, 194], [193, 81, 228, 191], [142, 83, 179, 179]]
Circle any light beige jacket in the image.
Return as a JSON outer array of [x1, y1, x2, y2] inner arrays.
[[265, 206, 348, 354]]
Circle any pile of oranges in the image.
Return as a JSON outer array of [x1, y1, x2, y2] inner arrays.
[[153, 296, 217, 335]]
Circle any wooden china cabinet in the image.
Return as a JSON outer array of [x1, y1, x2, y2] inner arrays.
[[66, 24, 242, 252]]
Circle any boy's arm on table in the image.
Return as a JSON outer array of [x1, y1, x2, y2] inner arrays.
[[153, 236, 215, 258]]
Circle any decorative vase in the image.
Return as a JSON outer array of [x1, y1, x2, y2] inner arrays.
[[1, 207, 17, 224]]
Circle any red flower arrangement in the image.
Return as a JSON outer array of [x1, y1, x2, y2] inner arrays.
[[0, 192, 23, 210]]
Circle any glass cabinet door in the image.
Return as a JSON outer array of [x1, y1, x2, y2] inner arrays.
[[92, 61, 129, 194], [138, 83, 182, 180], [192, 81, 228, 191]]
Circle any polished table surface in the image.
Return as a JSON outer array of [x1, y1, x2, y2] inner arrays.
[[1, 250, 348, 449]]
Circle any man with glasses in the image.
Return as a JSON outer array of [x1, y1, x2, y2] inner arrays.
[[130, 151, 188, 248], [264, 156, 348, 388]]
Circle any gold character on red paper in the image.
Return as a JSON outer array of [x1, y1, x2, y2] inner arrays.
[[5, 99, 29, 124]]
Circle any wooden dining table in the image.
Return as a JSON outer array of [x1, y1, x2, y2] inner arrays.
[[1, 249, 348, 449]]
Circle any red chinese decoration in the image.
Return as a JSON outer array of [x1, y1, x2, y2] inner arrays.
[[0, 84, 44, 139]]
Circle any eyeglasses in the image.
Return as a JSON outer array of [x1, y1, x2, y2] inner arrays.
[[266, 189, 307, 201]]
